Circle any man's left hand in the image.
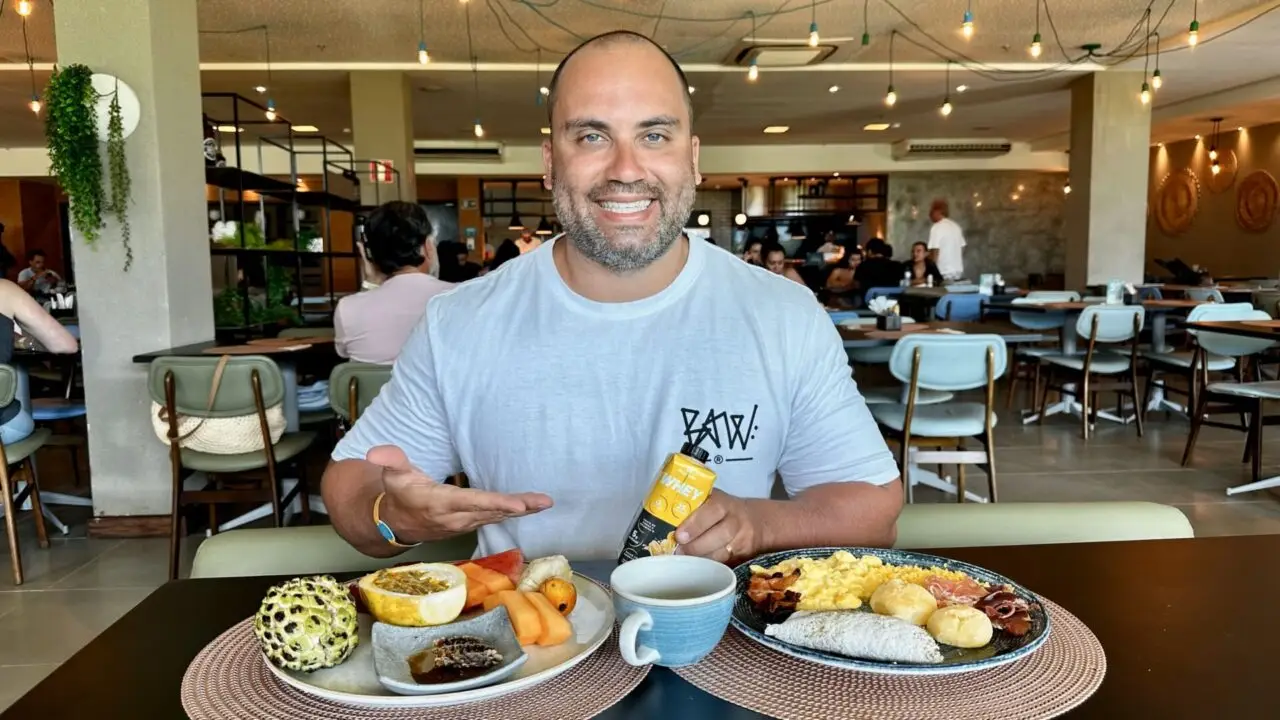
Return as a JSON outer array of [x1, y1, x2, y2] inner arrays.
[[675, 489, 763, 564]]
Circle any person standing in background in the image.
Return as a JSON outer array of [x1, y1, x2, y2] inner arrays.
[[514, 229, 543, 254], [926, 199, 966, 282]]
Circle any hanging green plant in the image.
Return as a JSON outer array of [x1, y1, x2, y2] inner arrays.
[[105, 84, 133, 271], [44, 64, 103, 246]]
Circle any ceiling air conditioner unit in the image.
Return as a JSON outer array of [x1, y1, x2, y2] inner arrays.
[[413, 140, 504, 161], [891, 139, 1013, 161], [726, 42, 838, 68]]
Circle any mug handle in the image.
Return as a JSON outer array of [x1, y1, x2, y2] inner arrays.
[[619, 609, 661, 666]]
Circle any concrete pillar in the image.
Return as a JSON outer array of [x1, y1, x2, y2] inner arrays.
[[350, 72, 418, 207], [1064, 71, 1152, 289], [53, 0, 214, 521]]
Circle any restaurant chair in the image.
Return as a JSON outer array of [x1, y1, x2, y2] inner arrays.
[[329, 361, 393, 425], [936, 293, 984, 322], [1004, 292, 1079, 410], [277, 328, 338, 427], [0, 365, 52, 586], [1180, 310, 1279, 488], [149, 356, 318, 580], [894, 501, 1193, 549], [869, 334, 1006, 504], [1037, 306, 1145, 440], [1186, 287, 1224, 303], [864, 287, 905, 305], [844, 316, 919, 366], [1142, 303, 1252, 418]]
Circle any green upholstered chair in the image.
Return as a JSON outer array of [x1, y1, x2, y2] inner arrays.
[[148, 356, 317, 580], [328, 361, 393, 423], [190, 524, 478, 579], [894, 501, 1193, 549], [0, 365, 52, 585]]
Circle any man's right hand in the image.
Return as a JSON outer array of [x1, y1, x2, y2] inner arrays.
[[368, 445, 553, 544]]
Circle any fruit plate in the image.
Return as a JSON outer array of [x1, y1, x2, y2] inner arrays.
[[732, 547, 1050, 676], [262, 573, 615, 708]]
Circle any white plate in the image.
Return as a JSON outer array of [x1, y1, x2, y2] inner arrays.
[[263, 574, 615, 708]]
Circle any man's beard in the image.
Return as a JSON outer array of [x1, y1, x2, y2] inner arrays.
[[552, 172, 696, 273]]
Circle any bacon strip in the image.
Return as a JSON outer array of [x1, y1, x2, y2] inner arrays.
[[974, 585, 1038, 637]]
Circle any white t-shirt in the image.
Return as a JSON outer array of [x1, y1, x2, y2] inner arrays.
[[332, 236, 898, 561], [927, 217, 966, 279]]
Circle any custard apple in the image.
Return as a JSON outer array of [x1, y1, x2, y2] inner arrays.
[[254, 575, 359, 672]]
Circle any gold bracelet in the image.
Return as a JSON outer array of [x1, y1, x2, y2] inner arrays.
[[373, 491, 420, 548]]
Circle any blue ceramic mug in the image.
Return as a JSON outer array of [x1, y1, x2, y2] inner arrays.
[[610, 555, 737, 668]]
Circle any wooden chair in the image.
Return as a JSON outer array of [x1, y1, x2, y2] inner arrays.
[[1037, 306, 1145, 440], [0, 365, 52, 585], [328, 361, 393, 426], [1004, 292, 1079, 410], [1142, 303, 1253, 418], [868, 334, 1007, 504], [148, 356, 317, 580]]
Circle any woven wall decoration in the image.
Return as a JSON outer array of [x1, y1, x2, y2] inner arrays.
[[1208, 149, 1238, 193], [1154, 168, 1200, 235], [1236, 170, 1279, 233]]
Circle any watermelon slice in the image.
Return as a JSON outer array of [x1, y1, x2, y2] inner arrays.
[[454, 549, 525, 587]]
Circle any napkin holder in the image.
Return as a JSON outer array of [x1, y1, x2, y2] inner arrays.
[[876, 314, 902, 331]]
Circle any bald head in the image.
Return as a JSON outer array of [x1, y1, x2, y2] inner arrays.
[[547, 31, 693, 126]]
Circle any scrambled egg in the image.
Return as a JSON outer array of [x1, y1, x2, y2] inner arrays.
[[749, 551, 973, 611]]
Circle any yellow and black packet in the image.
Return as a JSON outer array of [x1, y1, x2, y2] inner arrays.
[[618, 441, 718, 564]]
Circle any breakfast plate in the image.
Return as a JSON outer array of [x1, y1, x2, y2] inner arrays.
[[732, 547, 1050, 676], [262, 573, 615, 708]]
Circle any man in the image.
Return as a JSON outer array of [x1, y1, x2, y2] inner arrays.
[[926, 199, 966, 281], [514, 229, 543, 255], [322, 31, 902, 564], [17, 250, 62, 296], [853, 238, 903, 295]]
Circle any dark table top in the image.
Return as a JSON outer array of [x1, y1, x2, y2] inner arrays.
[[132, 341, 338, 364], [1184, 320, 1280, 341], [6, 535, 1279, 719], [838, 321, 1046, 348]]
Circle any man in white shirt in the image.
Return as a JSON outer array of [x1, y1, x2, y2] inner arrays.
[[514, 230, 542, 254], [926, 199, 966, 281], [322, 31, 902, 564]]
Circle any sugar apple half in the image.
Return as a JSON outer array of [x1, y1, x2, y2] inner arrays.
[[253, 575, 359, 672]]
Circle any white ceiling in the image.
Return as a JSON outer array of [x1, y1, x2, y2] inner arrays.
[[0, 0, 1278, 150]]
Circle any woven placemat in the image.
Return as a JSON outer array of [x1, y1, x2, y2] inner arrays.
[[675, 598, 1104, 720], [181, 619, 647, 720]]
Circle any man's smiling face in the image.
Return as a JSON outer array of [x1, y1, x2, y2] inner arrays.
[[543, 36, 701, 273]]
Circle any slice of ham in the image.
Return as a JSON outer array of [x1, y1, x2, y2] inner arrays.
[[974, 585, 1038, 637], [923, 575, 990, 607]]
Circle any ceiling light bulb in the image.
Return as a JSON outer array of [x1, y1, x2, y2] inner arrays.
[[961, 10, 974, 39], [473, 121, 484, 138], [1238, 126, 1245, 132], [955, 85, 968, 93], [1211, 160, 1221, 175], [828, 85, 839, 93], [418, 41, 430, 64], [884, 85, 897, 107], [688, 86, 696, 94], [1029, 33, 1042, 58], [540, 86, 549, 96], [265, 99, 277, 121], [17, 0, 32, 17], [747, 59, 759, 82], [1063, 182, 1071, 195], [255, 85, 266, 94], [809, 22, 819, 47], [1188, 20, 1199, 47], [1139, 82, 1151, 105], [27, 96, 40, 114], [940, 98, 953, 117], [734, 213, 747, 226], [1208, 147, 1218, 160], [1194, 134, 1201, 140], [1152, 69, 1163, 89]]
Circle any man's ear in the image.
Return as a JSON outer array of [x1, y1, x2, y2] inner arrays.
[[691, 134, 702, 186], [542, 138, 553, 190]]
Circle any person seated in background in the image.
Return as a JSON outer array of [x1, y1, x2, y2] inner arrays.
[[763, 241, 807, 286], [514, 229, 543, 255], [0, 279, 77, 444], [437, 241, 482, 283], [907, 241, 944, 287], [17, 250, 62, 298], [741, 238, 764, 266], [335, 201, 453, 365], [480, 239, 522, 276], [823, 247, 863, 306], [853, 238, 903, 297]]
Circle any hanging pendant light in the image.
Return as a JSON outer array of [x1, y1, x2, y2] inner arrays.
[[417, 0, 430, 63], [808, 0, 819, 46], [746, 12, 760, 82], [861, 0, 871, 46], [473, 120, 484, 138], [1188, 0, 1200, 47], [265, 98, 277, 121], [508, 213, 524, 231], [17, 0, 32, 17], [884, 32, 897, 107], [535, 216, 553, 236], [27, 95, 40, 114], [418, 41, 430, 65], [961, 1, 975, 39], [939, 61, 953, 117]]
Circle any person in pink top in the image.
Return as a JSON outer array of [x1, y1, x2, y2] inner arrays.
[[335, 202, 454, 365]]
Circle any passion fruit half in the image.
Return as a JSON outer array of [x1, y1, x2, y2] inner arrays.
[[357, 563, 468, 627]]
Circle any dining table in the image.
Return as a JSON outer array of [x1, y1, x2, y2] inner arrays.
[[837, 320, 1047, 349], [6, 534, 1275, 719]]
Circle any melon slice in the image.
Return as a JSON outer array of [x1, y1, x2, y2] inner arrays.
[[524, 591, 573, 646]]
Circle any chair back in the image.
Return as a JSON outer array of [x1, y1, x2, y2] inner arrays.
[[329, 362, 393, 421], [278, 327, 336, 339], [1025, 291, 1081, 302], [1009, 297, 1067, 331], [1137, 286, 1163, 300], [888, 334, 1009, 392], [827, 310, 862, 324], [865, 287, 905, 304], [1076, 306, 1143, 344], [943, 283, 980, 293], [0, 365, 16, 408], [1186, 287, 1224, 303], [147, 356, 284, 418], [936, 293, 984, 322], [1190, 306, 1277, 358]]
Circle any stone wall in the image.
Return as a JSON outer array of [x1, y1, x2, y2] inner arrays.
[[887, 171, 1068, 282], [692, 188, 741, 249]]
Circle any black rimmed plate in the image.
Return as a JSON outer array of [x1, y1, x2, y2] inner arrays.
[[731, 547, 1050, 675]]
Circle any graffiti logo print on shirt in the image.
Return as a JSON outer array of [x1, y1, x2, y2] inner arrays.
[[680, 405, 759, 464]]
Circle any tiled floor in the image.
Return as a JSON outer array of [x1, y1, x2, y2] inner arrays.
[[2, 415, 1280, 710]]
